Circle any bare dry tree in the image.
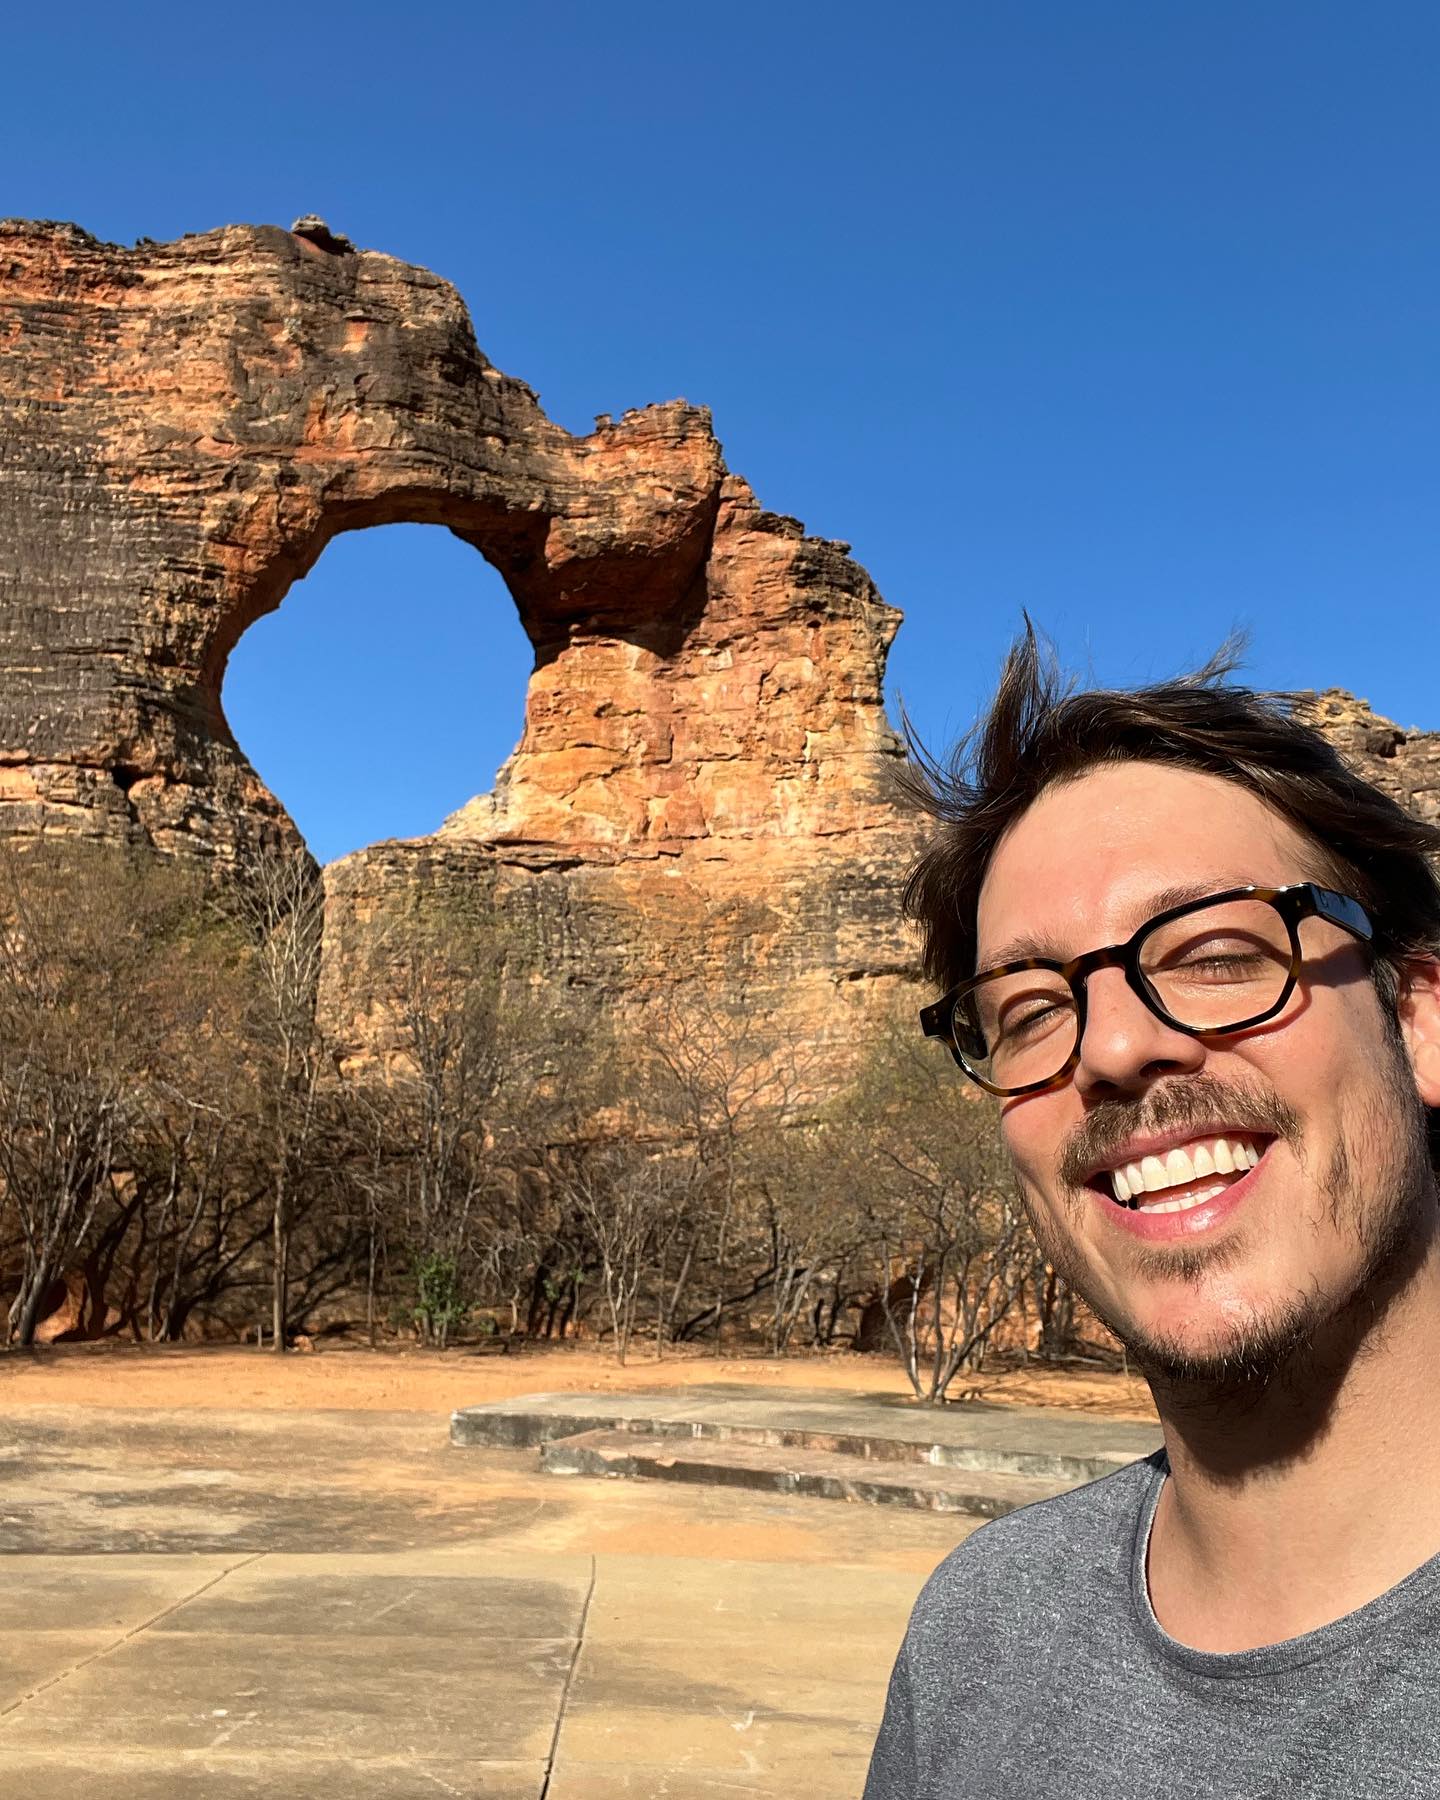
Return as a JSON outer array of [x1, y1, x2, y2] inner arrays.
[[640, 957, 826, 1350], [551, 1142, 686, 1363], [344, 890, 572, 1346], [841, 1016, 1032, 1402], [0, 841, 207, 1346], [741, 1118, 868, 1354], [226, 847, 327, 1352]]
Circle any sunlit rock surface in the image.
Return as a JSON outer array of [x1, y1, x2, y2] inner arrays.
[[1, 221, 1434, 1062], [0, 219, 924, 1054]]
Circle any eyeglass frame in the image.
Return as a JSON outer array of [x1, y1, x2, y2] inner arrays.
[[919, 883, 1375, 1098]]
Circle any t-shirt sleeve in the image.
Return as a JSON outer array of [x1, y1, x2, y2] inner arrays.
[[863, 1631, 919, 1799]]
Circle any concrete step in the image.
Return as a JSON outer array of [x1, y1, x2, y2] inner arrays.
[[450, 1389, 1158, 1485], [538, 1428, 1076, 1517]]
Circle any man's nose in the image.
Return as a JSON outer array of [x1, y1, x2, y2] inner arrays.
[[1072, 965, 1206, 1095]]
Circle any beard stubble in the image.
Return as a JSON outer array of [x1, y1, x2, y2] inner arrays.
[[1023, 1063, 1435, 1392]]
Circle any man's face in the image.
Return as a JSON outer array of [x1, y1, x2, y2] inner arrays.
[[977, 761, 1438, 1381]]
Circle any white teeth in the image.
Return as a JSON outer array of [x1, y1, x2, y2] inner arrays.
[[1139, 1181, 1229, 1216], [1104, 1134, 1267, 1207]]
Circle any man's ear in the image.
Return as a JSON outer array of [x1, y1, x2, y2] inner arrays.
[[1397, 958, 1440, 1107]]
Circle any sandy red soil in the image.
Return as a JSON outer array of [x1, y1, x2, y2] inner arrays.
[[0, 1339, 1158, 1421]]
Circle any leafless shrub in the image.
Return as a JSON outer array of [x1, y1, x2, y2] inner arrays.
[[839, 1016, 1034, 1402]]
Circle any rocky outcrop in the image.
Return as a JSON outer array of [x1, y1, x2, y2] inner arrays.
[[2, 219, 1436, 1067], [1301, 690, 1440, 829], [0, 219, 922, 1055]]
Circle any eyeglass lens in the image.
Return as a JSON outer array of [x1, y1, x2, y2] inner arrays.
[[956, 896, 1296, 1091]]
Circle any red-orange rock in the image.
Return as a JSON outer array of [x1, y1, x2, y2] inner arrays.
[[0, 219, 923, 1052], [1, 220, 1434, 1064]]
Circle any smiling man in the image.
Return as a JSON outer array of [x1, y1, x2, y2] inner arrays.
[[863, 635, 1440, 1800]]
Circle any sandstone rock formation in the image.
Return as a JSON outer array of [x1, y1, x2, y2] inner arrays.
[[1300, 691, 1440, 829], [2, 218, 1436, 1070], [0, 218, 922, 1058]]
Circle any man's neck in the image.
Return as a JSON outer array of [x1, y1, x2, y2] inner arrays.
[[1144, 1226, 1440, 1654]]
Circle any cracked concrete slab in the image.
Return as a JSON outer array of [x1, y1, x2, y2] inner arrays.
[[558, 1557, 904, 1789], [0, 1398, 997, 1793], [547, 1767, 872, 1799], [0, 1749, 546, 1798], [148, 1558, 592, 1641], [1, 1627, 575, 1759], [554, 1706, 882, 1783], [0, 1628, 118, 1711], [0, 1555, 241, 1633], [582, 1551, 925, 1644], [571, 1628, 912, 1717]]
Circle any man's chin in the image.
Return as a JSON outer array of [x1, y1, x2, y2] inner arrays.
[[1100, 1184, 1432, 1396], [1125, 1307, 1316, 1391], [1092, 1285, 1324, 1394]]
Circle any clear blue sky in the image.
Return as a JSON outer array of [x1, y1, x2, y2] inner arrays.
[[7, 3, 1436, 864]]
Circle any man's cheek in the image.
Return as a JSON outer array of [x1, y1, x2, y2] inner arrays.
[[1014, 1176, 1070, 1257], [999, 1118, 1041, 1185]]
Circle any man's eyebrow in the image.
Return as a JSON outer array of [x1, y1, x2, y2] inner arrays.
[[977, 880, 1244, 973]]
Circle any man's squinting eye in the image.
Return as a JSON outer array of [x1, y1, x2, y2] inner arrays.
[[1154, 936, 1278, 981], [996, 997, 1071, 1042]]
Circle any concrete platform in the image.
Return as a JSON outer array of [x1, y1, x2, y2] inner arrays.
[[1, 1392, 1159, 1794], [0, 1546, 910, 1799], [452, 1383, 1161, 1514], [0, 1402, 974, 1796]]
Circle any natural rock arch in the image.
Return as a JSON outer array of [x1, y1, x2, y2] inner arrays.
[[222, 521, 534, 863], [0, 219, 925, 1051], [4, 220, 1436, 1062], [0, 220, 724, 852]]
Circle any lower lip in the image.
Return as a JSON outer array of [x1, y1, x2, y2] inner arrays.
[[1094, 1154, 1266, 1242]]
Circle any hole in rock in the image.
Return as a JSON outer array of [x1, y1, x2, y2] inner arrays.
[[222, 524, 534, 866]]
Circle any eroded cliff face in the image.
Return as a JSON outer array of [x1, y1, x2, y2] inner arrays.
[[1302, 691, 1440, 829], [0, 219, 923, 1054], [3, 219, 1436, 1067]]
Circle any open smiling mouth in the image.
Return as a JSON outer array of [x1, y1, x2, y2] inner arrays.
[[1098, 1134, 1272, 1215]]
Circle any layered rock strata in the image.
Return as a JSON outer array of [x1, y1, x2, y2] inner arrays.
[[2, 220, 1436, 1067], [0, 219, 921, 1056]]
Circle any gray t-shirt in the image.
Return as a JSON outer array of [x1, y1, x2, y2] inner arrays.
[[864, 1452, 1439, 1798]]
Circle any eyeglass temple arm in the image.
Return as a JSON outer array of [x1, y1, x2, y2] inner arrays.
[[1311, 887, 1373, 941]]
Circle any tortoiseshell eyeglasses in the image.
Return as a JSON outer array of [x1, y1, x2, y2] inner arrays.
[[920, 884, 1374, 1097]]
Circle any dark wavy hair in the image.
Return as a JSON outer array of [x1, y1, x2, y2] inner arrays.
[[899, 628, 1440, 1162]]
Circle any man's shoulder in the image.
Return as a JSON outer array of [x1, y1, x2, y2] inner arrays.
[[907, 1451, 1163, 1642]]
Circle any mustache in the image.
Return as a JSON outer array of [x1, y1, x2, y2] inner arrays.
[[1056, 1073, 1303, 1189]]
